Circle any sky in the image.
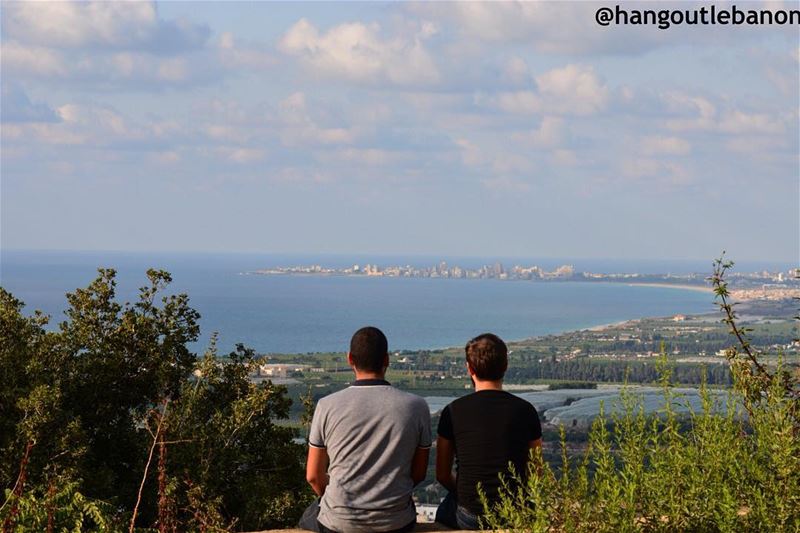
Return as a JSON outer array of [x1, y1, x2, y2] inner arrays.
[[1, 1, 798, 263]]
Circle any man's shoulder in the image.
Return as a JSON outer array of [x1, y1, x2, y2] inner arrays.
[[452, 390, 537, 412], [319, 385, 425, 406], [386, 387, 429, 410], [314, 386, 357, 412], [316, 387, 347, 404], [496, 390, 539, 413]]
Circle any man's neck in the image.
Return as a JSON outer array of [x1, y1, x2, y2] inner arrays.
[[353, 370, 387, 381], [473, 379, 503, 392]]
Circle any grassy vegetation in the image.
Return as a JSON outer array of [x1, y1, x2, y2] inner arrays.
[[479, 258, 799, 532], [482, 367, 799, 532]]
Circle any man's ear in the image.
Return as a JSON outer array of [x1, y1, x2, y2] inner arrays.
[[347, 352, 355, 368], [383, 353, 389, 369], [466, 361, 475, 377]]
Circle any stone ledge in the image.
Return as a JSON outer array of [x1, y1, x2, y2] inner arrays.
[[254, 525, 469, 533]]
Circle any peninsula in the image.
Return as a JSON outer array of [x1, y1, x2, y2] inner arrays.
[[248, 261, 799, 299]]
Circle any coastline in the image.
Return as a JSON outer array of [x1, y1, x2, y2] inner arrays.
[[624, 282, 713, 293], [583, 319, 636, 333]]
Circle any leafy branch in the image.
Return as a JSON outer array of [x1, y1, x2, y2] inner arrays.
[[710, 254, 799, 415]]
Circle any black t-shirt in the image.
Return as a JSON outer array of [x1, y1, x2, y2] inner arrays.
[[437, 390, 541, 515]]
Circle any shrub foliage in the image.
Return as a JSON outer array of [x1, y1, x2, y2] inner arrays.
[[0, 269, 310, 532], [482, 258, 799, 532]]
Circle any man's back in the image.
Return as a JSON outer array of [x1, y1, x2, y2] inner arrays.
[[310, 380, 432, 532], [437, 390, 541, 515]]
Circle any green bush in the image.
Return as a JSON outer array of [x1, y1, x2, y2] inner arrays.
[[482, 258, 799, 532], [483, 366, 798, 532], [0, 269, 310, 532]]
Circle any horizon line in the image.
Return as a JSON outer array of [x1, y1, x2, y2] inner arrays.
[[2, 247, 797, 268]]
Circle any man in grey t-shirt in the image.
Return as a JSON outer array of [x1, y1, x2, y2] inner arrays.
[[298, 327, 432, 533]]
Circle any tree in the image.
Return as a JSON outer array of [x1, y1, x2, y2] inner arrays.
[[1, 269, 310, 531], [159, 340, 310, 530]]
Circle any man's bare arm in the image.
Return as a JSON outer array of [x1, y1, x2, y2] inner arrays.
[[411, 446, 430, 486], [306, 446, 329, 496], [435, 436, 457, 492]]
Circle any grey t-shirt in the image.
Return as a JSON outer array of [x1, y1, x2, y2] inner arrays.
[[309, 380, 432, 532]]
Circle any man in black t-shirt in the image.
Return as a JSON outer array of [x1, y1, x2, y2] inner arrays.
[[435, 333, 542, 530]]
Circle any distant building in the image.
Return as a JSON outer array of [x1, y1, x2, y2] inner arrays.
[[493, 262, 504, 276], [257, 363, 309, 378], [554, 265, 575, 278]]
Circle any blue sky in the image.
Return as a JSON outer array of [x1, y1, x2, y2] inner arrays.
[[2, 1, 798, 262]]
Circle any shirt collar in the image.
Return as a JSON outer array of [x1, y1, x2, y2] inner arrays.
[[351, 378, 391, 386]]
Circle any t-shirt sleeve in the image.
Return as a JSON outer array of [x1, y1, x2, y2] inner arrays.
[[418, 400, 432, 449], [308, 400, 326, 449], [437, 404, 454, 441], [526, 404, 542, 442]]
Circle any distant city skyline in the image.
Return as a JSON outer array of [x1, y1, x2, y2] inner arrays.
[[2, 2, 798, 262]]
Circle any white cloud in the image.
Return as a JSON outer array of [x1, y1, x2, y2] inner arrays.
[[2, 1, 209, 53], [1, 42, 258, 89], [512, 117, 567, 148], [151, 151, 181, 164], [2, 122, 85, 145], [717, 110, 785, 135], [417, 2, 597, 50], [2, 102, 181, 148], [552, 149, 579, 166], [204, 124, 252, 144], [485, 65, 609, 116], [502, 56, 532, 85], [1, 83, 60, 123], [270, 167, 334, 185], [278, 92, 355, 146], [455, 138, 485, 168], [217, 32, 275, 69], [491, 153, 532, 175], [412, 1, 798, 57], [1, 41, 68, 77], [2, 44, 193, 87], [279, 18, 440, 86], [410, 2, 667, 56], [329, 148, 404, 166], [1, 3, 270, 90], [725, 135, 793, 162], [641, 136, 691, 156], [621, 157, 692, 188], [662, 93, 717, 131], [216, 147, 266, 164], [489, 91, 542, 114], [536, 65, 609, 115], [454, 136, 536, 188], [156, 58, 189, 82], [663, 92, 786, 135], [481, 176, 531, 193]]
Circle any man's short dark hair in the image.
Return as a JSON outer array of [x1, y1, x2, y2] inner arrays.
[[350, 326, 388, 373], [465, 333, 507, 381]]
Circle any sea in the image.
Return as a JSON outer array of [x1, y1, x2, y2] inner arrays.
[[1, 250, 763, 355]]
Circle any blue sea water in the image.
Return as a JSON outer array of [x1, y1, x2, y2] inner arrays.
[[0, 250, 720, 354]]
